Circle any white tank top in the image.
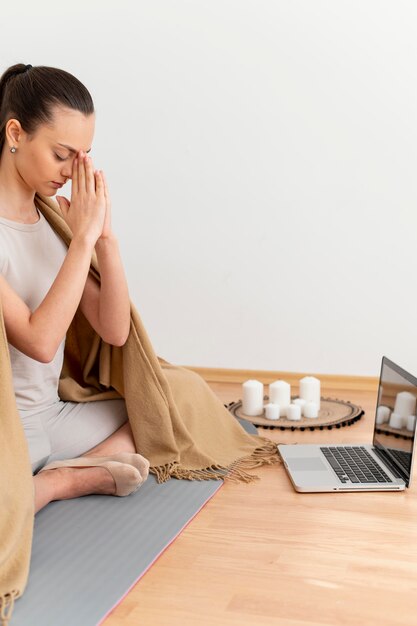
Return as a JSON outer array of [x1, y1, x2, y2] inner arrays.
[[0, 208, 69, 411]]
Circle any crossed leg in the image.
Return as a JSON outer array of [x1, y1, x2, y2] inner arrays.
[[33, 421, 137, 514]]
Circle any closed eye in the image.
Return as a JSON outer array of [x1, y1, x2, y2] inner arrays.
[[54, 153, 67, 162]]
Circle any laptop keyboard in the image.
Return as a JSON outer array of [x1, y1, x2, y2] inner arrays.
[[386, 448, 410, 473], [320, 446, 393, 484]]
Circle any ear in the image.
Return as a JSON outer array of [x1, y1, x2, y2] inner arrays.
[[5, 118, 24, 148]]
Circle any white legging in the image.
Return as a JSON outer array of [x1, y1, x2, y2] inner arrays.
[[19, 398, 129, 475]]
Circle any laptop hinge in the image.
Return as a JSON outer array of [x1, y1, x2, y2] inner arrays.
[[372, 446, 408, 484]]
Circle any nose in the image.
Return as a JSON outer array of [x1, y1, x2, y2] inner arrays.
[[61, 164, 72, 180], [61, 156, 78, 181]]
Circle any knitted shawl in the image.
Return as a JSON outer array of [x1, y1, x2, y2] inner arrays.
[[0, 193, 279, 624]]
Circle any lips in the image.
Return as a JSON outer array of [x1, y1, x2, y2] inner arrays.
[[51, 181, 65, 188]]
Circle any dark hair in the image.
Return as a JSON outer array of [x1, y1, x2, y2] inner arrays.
[[0, 63, 94, 157]]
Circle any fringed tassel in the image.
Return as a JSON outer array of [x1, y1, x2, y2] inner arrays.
[[149, 437, 281, 485], [0, 590, 19, 626], [239, 438, 282, 468], [151, 461, 178, 483]]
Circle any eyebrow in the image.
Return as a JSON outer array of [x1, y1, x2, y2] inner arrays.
[[57, 143, 92, 154]]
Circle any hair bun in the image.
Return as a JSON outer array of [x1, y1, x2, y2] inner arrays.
[[9, 64, 32, 79]]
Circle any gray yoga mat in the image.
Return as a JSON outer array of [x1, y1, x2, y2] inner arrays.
[[11, 418, 257, 626]]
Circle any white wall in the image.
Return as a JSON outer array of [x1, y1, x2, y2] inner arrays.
[[2, 1, 417, 377]]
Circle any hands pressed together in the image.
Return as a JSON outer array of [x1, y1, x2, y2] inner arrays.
[[56, 150, 112, 246]]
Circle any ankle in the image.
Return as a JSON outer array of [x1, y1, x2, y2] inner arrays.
[[33, 471, 59, 513], [83, 445, 136, 458]]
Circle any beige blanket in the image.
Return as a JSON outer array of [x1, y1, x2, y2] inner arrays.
[[0, 193, 279, 624]]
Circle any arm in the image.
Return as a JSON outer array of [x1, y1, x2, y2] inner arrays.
[[1, 153, 107, 363], [0, 235, 97, 363], [77, 167, 131, 347], [78, 234, 131, 346]]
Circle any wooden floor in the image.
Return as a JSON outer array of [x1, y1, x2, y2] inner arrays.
[[103, 380, 417, 626]]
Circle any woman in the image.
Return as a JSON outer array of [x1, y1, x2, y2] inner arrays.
[[0, 63, 150, 514]]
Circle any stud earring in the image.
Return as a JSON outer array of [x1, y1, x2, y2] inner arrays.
[[10, 146, 16, 153]]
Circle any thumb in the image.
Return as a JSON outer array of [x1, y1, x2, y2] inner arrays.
[[56, 195, 70, 215]]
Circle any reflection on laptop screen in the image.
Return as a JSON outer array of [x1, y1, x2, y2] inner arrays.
[[373, 358, 417, 481]]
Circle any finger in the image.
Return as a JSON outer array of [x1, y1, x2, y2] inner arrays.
[[85, 156, 95, 194], [56, 195, 70, 217], [101, 171, 111, 207], [72, 157, 78, 195], [55, 196, 66, 216], [95, 170, 104, 197], [78, 153, 86, 192]]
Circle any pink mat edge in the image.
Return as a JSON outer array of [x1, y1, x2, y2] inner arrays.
[[97, 480, 224, 625]]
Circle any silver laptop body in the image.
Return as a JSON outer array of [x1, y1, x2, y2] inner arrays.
[[278, 357, 417, 492]]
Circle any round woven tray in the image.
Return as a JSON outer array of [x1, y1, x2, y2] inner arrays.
[[225, 396, 364, 431], [375, 423, 413, 440]]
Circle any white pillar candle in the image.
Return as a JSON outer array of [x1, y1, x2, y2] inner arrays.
[[299, 376, 321, 410], [242, 379, 264, 416], [394, 392, 416, 418], [389, 412, 404, 429], [287, 403, 301, 421], [304, 402, 319, 418], [406, 415, 416, 432], [269, 380, 291, 417], [376, 406, 391, 425], [265, 403, 280, 420], [293, 398, 306, 416]]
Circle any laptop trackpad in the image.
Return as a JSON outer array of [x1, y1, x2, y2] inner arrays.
[[288, 457, 329, 472]]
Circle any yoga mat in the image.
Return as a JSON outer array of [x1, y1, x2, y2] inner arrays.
[[11, 418, 257, 626]]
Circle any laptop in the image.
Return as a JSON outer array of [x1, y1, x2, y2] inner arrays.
[[278, 356, 417, 492]]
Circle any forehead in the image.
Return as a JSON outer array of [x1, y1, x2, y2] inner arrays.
[[42, 106, 95, 151]]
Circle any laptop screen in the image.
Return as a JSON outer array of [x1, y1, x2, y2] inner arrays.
[[373, 357, 417, 485]]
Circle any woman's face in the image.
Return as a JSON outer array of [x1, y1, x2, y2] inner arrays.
[[7, 104, 95, 196]]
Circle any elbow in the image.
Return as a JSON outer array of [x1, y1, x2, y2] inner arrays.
[[101, 322, 130, 347], [100, 330, 129, 347], [34, 343, 58, 364], [36, 349, 56, 364], [27, 317, 60, 362], [105, 332, 129, 347]]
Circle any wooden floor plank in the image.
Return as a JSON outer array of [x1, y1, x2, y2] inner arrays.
[[103, 381, 417, 626]]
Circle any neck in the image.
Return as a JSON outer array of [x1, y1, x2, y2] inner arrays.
[[0, 153, 38, 222]]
